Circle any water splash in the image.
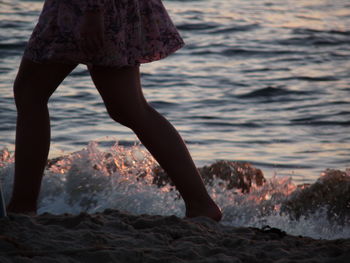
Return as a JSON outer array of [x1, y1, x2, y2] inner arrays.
[[0, 141, 349, 240]]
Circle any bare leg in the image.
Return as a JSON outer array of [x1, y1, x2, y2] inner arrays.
[[88, 64, 222, 221], [7, 57, 78, 214]]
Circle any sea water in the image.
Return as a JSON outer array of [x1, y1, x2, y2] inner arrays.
[[1, 143, 350, 240], [0, 0, 349, 239]]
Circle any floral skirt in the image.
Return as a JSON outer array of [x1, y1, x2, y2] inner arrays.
[[22, 0, 185, 68]]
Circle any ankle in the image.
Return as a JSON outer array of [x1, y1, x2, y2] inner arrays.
[[185, 197, 222, 222], [184, 192, 214, 208]]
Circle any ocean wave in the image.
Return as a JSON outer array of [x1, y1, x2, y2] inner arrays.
[[237, 86, 308, 98], [272, 28, 350, 47], [207, 23, 260, 34], [221, 48, 302, 57], [1, 142, 349, 239], [277, 36, 350, 46], [290, 120, 350, 127], [292, 28, 350, 36], [176, 22, 220, 31]]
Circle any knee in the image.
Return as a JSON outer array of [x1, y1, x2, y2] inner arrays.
[[106, 102, 153, 129]]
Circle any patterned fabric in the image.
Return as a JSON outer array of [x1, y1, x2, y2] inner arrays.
[[22, 0, 185, 68], [86, 0, 106, 11]]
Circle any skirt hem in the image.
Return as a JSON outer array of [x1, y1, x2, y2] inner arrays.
[[22, 41, 184, 69]]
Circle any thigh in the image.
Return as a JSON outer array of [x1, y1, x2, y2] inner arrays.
[[14, 57, 78, 103], [88, 64, 148, 111]]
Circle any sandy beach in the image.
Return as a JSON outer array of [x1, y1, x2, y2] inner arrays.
[[0, 210, 349, 263], [1, 148, 350, 262]]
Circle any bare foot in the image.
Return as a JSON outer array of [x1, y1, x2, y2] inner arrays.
[[7, 211, 37, 217], [6, 202, 37, 216], [185, 200, 222, 222]]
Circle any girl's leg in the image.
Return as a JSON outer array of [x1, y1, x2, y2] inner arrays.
[[88, 64, 222, 221], [7, 57, 78, 214]]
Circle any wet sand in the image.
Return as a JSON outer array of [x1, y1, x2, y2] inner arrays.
[[0, 210, 349, 263]]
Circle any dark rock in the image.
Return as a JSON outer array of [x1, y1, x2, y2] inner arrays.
[[281, 169, 350, 224], [152, 160, 265, 193]]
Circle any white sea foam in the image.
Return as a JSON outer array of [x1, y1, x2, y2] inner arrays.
[[1, 142, 349, 240]]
